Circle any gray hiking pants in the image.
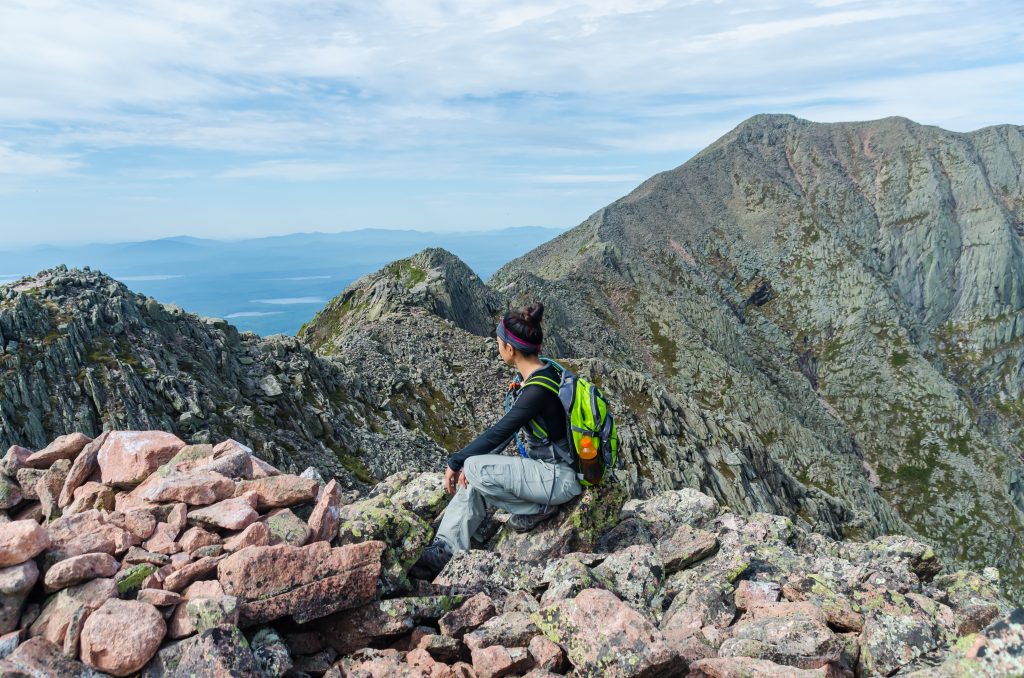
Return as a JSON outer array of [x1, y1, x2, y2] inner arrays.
[[435, 454, 583, 552]]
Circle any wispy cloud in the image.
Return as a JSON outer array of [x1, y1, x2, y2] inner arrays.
[[0, 0, 1021, 243], [0, 143, 78, 175]]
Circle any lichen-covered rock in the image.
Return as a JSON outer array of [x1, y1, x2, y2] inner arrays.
[[688, 656, 831, 677], [408, 627, 463, 662], [217, 539, 384, 625], [138, 589, 181, 607], [856, 587, 957, 676], [540, 554, 601, 606], [592, 545, 665, 619], [115, 563, 158, 597], [621, 488, 721, 538], [718, 605, 841, 669], [439, 592, 496, 639], [123, 546, 170, 567], [252, 626, 293, 677], [173, 624, 261, 676], [533, 587, 677, 677], [661, 566, 742, 646], [79, 598, 165, 676], [435, 549, 544, 596], [839, 534, 943, 583], [464, 610, 540, 652], [15, 468, 44, 501], [373, 471, 452, 520], [657, 524, 719, 574], [316, 594, 466, 654], [780, 574, 863, 632], [494, 483, 629, 561], [167, 579, 224, 639], [0, 561, 38, 634], [261, 507, 312, 547], [184, 595, 238, 633], [0, 476, 22, 511], [933, 569, 1009, 634], [336, 495, 431, 592], [334, 647, 422, 677]]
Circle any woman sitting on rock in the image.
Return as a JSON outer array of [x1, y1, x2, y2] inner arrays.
[[409, 302, 582, 579]]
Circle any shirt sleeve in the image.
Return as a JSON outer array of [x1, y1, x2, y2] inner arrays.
[[447, 385, 549, 472]]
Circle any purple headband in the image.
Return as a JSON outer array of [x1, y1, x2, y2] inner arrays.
[[497, 318, 541, 353]]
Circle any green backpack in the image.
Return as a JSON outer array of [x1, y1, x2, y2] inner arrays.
[[516, 358, 620, 486]]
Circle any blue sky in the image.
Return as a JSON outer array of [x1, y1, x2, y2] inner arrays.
[[0, 0, 1022, 246]]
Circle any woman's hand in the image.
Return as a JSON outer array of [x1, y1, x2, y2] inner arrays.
[[444, 466, 468, 494]]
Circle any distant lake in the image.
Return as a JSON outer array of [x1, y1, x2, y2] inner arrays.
[[0, 228, 564, 335]]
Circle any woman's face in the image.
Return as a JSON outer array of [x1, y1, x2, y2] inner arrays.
[[496, 337, 515, 364]]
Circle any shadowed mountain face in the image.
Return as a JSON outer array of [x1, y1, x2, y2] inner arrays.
[[3, 114, 1024, 601]]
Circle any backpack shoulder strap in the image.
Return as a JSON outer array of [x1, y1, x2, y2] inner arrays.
[[523, 374, 559, 395]]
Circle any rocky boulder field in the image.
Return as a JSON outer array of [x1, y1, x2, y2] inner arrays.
[[0, 430, 1022, 677]]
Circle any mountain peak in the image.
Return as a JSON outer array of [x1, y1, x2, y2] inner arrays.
[[299, 248, 505, 354]]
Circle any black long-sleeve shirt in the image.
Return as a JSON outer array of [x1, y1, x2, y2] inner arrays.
[[447, 364, 567, 472]]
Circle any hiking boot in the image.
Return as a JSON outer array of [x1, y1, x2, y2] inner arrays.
[[507, 506, 559, 533], [408, 538, 453, 580]]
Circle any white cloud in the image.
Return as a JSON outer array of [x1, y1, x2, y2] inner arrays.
[[0, 143, 78, 175], [220, 161, 358, 181], [0, 0, 1021, 240]]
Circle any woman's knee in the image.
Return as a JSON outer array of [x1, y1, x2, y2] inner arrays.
[[463, 455, 487, 486], [463, 455, 507, 491]]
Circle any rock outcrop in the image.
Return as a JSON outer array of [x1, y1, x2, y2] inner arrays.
[[488, 115, 1024, 600], [0, 428, 1022, 676], [0, 267, 450, 486]]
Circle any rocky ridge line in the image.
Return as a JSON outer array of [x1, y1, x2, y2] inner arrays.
[[0, 429, 1022, 676]]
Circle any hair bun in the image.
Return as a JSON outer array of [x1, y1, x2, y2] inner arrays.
[[526, 302, 544, 323]]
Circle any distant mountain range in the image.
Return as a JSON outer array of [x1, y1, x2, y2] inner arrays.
[[0, 227, 566, 335]]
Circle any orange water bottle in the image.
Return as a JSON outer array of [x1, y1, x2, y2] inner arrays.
[[578, 436, 603, 485]]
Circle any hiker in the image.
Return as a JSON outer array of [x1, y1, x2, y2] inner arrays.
[[409, 302, 583, 579]]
